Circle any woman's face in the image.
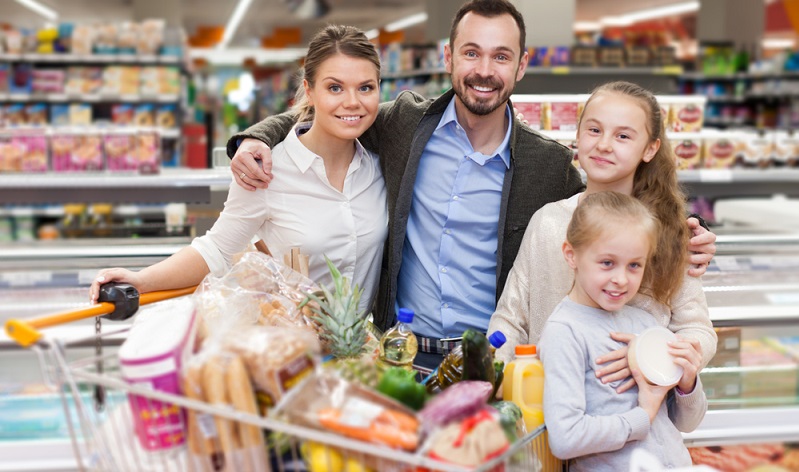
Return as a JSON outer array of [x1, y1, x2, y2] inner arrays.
[[305, 53, 379, 142]]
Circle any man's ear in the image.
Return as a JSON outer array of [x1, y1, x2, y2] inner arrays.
[[444, 43, 453, 74], [563, 241, 577, 269]]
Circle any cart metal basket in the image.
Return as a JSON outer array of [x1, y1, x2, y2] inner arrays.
[[6, 290, 563, 472]]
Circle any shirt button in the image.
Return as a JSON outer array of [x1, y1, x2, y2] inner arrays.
[[442, 303, 449, 308], [440, 267, 448, 273], [444, 229, 452, 235], [452, 195, 459, 201]]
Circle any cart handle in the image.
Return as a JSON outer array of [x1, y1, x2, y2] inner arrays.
[[4, 286, 197, 348]]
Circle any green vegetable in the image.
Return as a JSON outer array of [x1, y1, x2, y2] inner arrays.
[[461, 329, 496, 386], [492, 360, 505, 401], [377, 367, 427, 410], [491, 401, 523, 441]]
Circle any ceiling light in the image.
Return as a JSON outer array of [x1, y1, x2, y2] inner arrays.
[[14, 0, 58, 21], [601, 1, 699, 26], [364, 29, 379, 40], [218, 0, 255, 49], [762, 38, 796, 50], [190, 47, 308, 65], [384, 12, 428, 33], [573, 22, 601, 32]]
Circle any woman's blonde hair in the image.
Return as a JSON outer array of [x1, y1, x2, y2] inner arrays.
[[291, 25, 380, 123], [578, 81, 689, 306], [567, 191, 659, 292]]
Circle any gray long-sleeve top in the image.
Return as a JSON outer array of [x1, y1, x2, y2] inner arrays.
[[539, 297, 707, 472]]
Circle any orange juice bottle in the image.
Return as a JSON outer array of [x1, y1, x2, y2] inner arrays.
[[502, 344, 545, 432]]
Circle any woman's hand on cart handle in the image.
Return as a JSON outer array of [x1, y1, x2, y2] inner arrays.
[[90, 268, 143, 304]]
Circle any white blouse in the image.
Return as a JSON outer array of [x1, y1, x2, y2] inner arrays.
[[192, 123, 388, 314]]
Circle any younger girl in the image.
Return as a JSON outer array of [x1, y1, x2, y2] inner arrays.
[[540, 191, 706, 470], [489, 81, 716, 388], [89, 25, 388, 314]]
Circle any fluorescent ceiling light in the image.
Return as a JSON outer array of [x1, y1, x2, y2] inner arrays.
[[573, 22, 601, 32], [384, 12, 428, 33], [217, 0, 254, 49], [601, 1, 699, 26], [763, 38, 796, 50], [190, 47, 308, 65], [364, 29, 379, 40], [14, 0, 58, 21]]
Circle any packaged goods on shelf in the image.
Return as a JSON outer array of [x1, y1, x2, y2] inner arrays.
[[51, 128, 104, 172], [133, 104, 155, 127], [31, 69, 65, 94], [64, 66, 103, 95], [511, 94, 590, 131], [735, 130, 773, 168], [658, 95, 706, 132], [23, 103, 47, 126], [739, 339, 798, 403], [774, 131, 799, 167], [0, 128, 47, 173], [672, 132, 703, 170], [528, 46, 570, 67], [702, 130, 737, 168]]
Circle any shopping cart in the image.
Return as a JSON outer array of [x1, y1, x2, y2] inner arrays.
[[5, 285, 563, 472]]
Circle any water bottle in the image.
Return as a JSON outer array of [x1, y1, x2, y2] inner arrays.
[[436, 331, 506, 390], [502, 344, 545, 432], [377, 308, 418, 372]]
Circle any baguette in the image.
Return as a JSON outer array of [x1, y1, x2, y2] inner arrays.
[[203, 355, 241, 458], [226, 355, 270, 471], [183, 362, 223, 470]]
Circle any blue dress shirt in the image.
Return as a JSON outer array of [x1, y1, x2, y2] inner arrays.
[[395, 99, 511, 338]]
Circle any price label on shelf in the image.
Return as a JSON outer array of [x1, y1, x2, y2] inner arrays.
[[698, 169, 733, 182], [1, 271, 52, 287]]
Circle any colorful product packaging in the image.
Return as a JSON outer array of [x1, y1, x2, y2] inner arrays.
[[671, 133, 703, 170], [104, 129, 138, 172], [702, 131, 737, 169], [51, 129, 104, 172]]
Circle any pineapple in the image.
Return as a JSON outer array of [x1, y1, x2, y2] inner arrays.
[[300, 256, 368, 359]]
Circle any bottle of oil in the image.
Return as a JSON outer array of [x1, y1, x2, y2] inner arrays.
[[436, 331, 506, 390], [377, 308, 418, 372]]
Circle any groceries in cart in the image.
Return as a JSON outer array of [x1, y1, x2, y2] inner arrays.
[[7, 249, 549, 472]]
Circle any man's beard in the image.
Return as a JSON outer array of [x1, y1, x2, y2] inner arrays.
[[453, 74, 512, 116]]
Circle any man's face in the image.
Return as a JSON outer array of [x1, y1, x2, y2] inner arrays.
[[445, 12, 528, 117]]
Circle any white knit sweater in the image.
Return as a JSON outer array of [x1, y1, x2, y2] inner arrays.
[[487, 193, 718, 367]]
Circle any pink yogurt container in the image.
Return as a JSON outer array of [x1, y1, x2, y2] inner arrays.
[[118, 297, 197, 451]]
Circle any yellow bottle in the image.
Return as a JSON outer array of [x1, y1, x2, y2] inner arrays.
[[502, 344, 545, 432]]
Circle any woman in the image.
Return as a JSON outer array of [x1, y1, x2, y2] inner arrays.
[[90, 25, 387, 315]]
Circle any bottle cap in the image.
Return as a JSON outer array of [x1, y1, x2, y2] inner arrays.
[[515, 344, 536, 356], [397, 307, 414, 323], [488, 331, 506, 348]]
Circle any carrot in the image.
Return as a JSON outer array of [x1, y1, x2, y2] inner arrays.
[[318, 407, 419, 451]]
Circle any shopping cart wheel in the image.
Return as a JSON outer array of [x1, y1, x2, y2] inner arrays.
[[98, 283, 140, 321]]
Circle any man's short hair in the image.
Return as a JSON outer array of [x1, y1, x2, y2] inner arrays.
[[449, 0, 526, 56]]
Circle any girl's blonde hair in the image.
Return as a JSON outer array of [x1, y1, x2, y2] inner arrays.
[[291, 25, 380, 123], [567, 191, 659, 291], [578, 81, 689, 306]]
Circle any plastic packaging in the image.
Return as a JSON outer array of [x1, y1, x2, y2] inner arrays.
[[437, 331, 506, 389], [502, 344, 545, 432], [628, 326, 683, 386], [377, 308, 418, 371]]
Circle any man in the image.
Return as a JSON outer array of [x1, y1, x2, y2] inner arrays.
[[226, 0, 715, 368]]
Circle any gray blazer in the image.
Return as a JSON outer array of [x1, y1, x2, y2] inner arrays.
[[228, 89, 585, 331]]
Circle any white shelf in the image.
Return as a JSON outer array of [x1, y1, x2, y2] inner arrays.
[[0, 93, 180, 103], [0, 52, 182, 64], [682, 407, 799, 447]]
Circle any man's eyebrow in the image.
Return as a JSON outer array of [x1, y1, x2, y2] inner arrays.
[[458, 42, 516, 56]]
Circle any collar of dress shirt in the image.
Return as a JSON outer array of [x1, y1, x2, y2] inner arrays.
[[283, 121, 367, 174], [435, 98, 512, 169]]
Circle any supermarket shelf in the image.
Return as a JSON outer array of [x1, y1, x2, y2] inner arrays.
[[0, 52, 182, 65], [681, 71, 799, 81], [709, 305, 799, 327], [0, 168, 231, 205], [383, 65, 684, 80], [679, 169, 799, 199], [0, 92, 180, 103], [682, 406, 799, 447]]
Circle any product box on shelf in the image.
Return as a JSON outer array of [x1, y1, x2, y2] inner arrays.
[[5, 104, 27, 126], [104, 128, 138, 173], [69, 103, 92, 125], [735, 131, 772, 168], [135, 129, 161, 174], [51, 128, 104, 172], [111, 104, 135, 125], [0, 128, 48, 173], [702, 131, 737, 169], [511, 94, 590, 131], [24, 103, 48, 126], [671, 133, 704, 170], [700, 369, 742, 402], [133, 104, 155, 127], [50, 104, 70, 126], [155, 104, 177, 129], [658, 96, 705, 132], [773, 131, 799, 167]]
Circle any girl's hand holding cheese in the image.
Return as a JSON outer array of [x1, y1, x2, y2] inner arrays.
[[668, 337, 703, 393]]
